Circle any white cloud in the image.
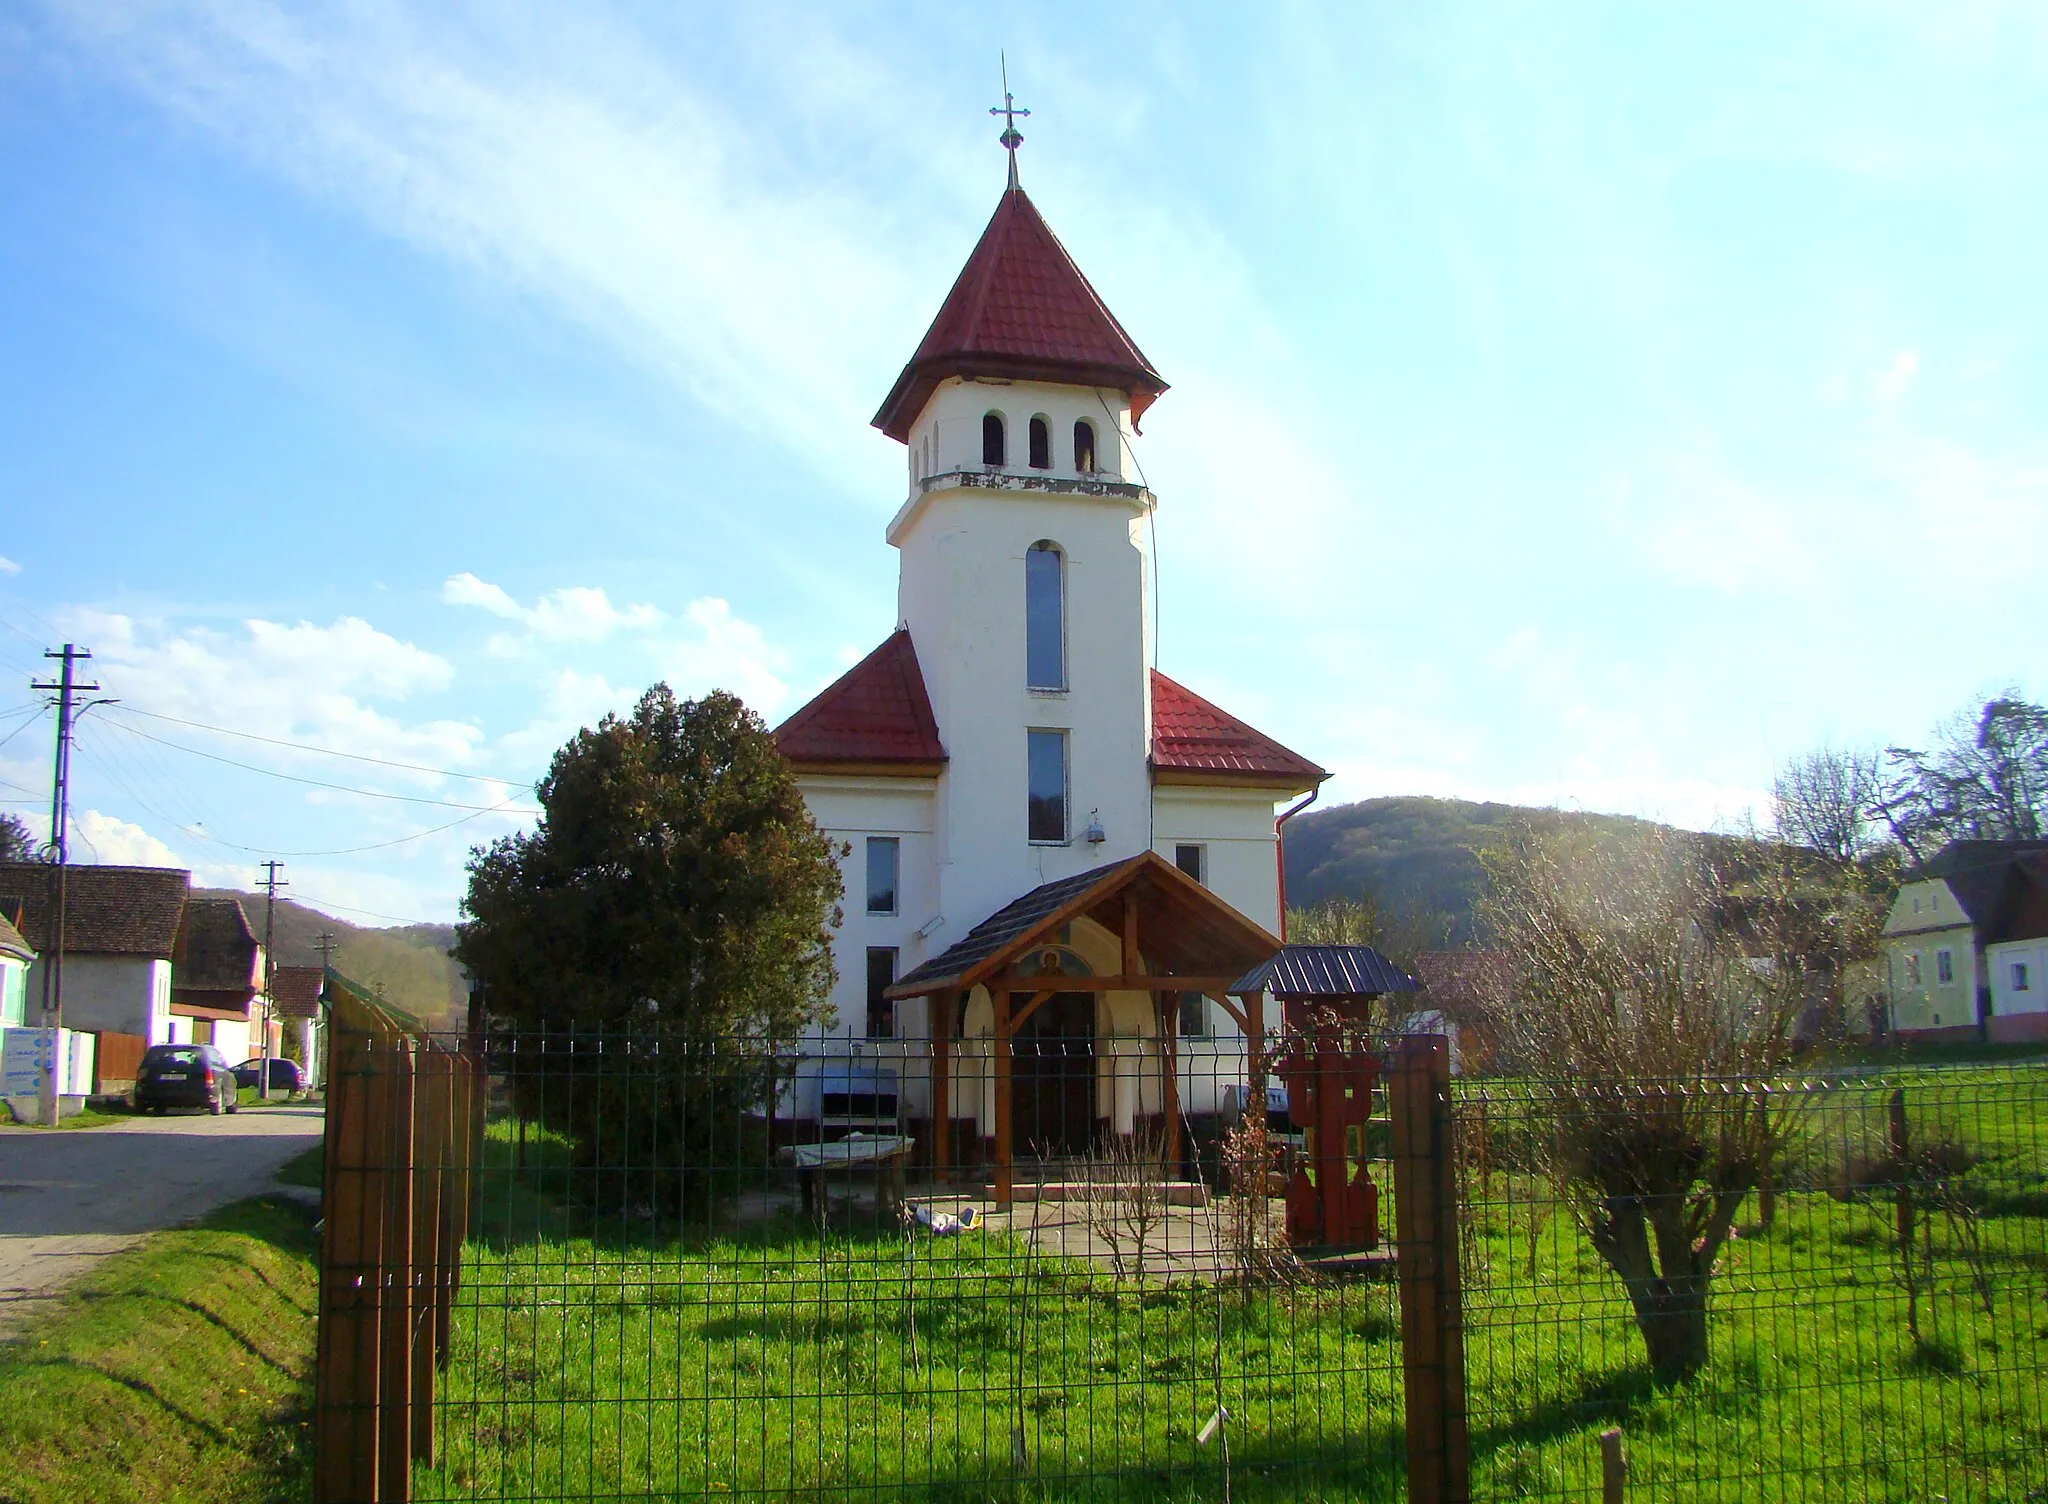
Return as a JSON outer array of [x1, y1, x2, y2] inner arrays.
[[1874, 348, 1920, 406], [72, 809, 184, 867], [0, 555, 20, 576], [441, 572, 663, 645], [37, 1, 976, 484], [659, 598, 791, 717], [66, 608, 484, 780]]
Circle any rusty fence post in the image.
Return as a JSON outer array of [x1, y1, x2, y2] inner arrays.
[[314, 1018, 388, 1502], [1390, 1034, 1470, 1504], [376, 1036, 417, 1502], [409, 1048, 448, 1466]]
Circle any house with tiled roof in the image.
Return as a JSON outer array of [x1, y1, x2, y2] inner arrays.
[[0, 862, 188, 1047], [770, 143, 1327, 1176], [1879, 840, 2048, 1043], [170, 896, 268, 1063], [269, 964, 326, 1084]]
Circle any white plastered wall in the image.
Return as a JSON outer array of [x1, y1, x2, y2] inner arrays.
[[24, 955, 172, 1040]]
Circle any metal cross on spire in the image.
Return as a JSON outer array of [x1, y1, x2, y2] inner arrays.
[[990, 55, 1029, 190]]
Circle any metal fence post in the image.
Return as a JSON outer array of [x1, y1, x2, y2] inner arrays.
[[1390, 1034, 1470, 1504]]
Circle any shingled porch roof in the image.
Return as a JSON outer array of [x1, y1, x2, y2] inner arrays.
[[887, 850, 1279, 998]]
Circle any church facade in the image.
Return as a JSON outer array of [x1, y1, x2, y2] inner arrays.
[[772, 173, 1325, 1180]]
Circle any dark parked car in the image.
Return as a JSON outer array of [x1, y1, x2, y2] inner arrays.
[[232, 1057, 304, 1093], [134, 1043, 240, 1115]]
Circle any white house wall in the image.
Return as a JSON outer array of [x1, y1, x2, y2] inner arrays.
[[25, 955, 172, 1041]]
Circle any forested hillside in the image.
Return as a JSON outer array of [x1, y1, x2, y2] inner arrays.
[[1281, 796, 1679, 944], [194, 890, 467, 1028]]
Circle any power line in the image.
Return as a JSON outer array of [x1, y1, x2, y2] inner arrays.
[[104, 705, 533, 787], [69, 722, 533, 859], [294, 892, 450, 926], [95, 717, 540, 813]]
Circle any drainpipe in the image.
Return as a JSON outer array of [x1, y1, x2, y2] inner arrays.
[[1273, 786, 1321, 942]]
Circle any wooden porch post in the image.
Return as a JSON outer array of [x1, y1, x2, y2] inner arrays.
[[929, 991, 951, 1179], [1241, 990, 1268, 1114], [1159, 993, 1182, 1178], [993, 986, 1014, 1209]]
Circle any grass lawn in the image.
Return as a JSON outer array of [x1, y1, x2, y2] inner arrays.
[[0, 1196, 320, 1504], [276, 1141, 324, 1190], [411, 1067, 2047, 1503]]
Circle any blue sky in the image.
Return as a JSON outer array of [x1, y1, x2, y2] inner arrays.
[[1, 2, 2043, 925]]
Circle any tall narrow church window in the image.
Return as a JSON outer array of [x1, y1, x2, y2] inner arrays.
[[1073, 419, 1097, 474], [1028, 416, 1051, 469], [866, 947, 898, 1039], [1025, 542, 1065, 690], [865, 836, 899, 915], [1027, 729, 1068, 843], [983, 413, 1006, 466]]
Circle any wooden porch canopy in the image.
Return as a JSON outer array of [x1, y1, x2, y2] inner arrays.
[[886, 850, 1282, 1205]]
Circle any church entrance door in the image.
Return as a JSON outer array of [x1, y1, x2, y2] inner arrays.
[[1012, 992, 1095, 1159]]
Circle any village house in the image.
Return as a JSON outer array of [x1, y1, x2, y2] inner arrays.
[[0, 909, 34, 1036], [1880, 839, 2048, 1043], [270, 963, 326, 1085], [0, 863, 189, 1090], [169, 895, 270, 1064], [770, 159, 1328, 1185]]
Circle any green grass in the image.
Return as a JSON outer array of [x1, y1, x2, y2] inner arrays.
[[414, 1071, 2048, 1503], [0, 1196, 320, 1504], [276, 1142, 324, 1190]]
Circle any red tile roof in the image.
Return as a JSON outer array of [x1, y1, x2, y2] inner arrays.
[[774, 631, 946, 773], [271, 965, 325, 1019], [873, 188, 1168, 442], [0, 862, 190, 957], [1150, 670, 1328, 791]]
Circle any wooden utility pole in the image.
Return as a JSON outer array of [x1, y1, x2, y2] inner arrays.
[[258, 860, 287, 1099], [29, 645, 98, 1127]]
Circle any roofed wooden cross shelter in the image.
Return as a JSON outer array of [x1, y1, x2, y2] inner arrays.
[[886, 850, 1282, 1206]]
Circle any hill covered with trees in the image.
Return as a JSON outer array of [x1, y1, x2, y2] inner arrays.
[[194, 890, 467, 1028], [1281, 795, 1679, 945]]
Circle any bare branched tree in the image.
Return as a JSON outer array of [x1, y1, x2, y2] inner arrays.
[[1876, 695, 2048, 862], [1773, 746, 1882, 863], [1477, 823, 1818, 1383], [1082, 1128, 1171, 1282]]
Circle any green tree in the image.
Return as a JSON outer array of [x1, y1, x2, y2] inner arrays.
[[0, 814, 39, 864], [455, 685, 843, 1210]]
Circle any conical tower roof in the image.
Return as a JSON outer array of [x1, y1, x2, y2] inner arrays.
[[872, 187, 1167, 443]]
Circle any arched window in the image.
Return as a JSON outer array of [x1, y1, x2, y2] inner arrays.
[[1025, 540, 1065, 690], [983, 412, 1006, 467], [1028, 415, 1052, 470], [1073, 419, 1097, 474]]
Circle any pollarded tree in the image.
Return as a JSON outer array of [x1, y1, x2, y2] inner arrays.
[[456, 685, 843, 1211], [1772, 745, 1882, 865], [1477, 824, 1815, 1383]]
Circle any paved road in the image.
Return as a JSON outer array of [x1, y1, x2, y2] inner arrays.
[[0, 1103, 323, 1335]]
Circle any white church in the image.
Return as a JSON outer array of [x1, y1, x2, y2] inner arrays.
[[772, 140, 1332, 1198]]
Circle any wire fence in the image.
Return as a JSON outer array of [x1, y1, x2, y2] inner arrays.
[[312, 1010, 2048, 1503], [1452, 1066, 2048, 1501]]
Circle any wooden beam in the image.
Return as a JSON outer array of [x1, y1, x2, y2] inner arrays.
[[1006, 989, 1057, 1034], [929, 993, 951, 1176], [1158, 994, 1182, 1178], [993, 989, 1014, 1209], [1244, 990, 1268, 1123], [1207, 992, 1249, 1033], [1122, 890, 1140, 976]]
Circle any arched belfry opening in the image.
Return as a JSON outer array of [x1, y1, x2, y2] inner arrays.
[[1028, 415, 1052, 470], [983, 412, 1007, 467], [1073, 419, 1097, 474]]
